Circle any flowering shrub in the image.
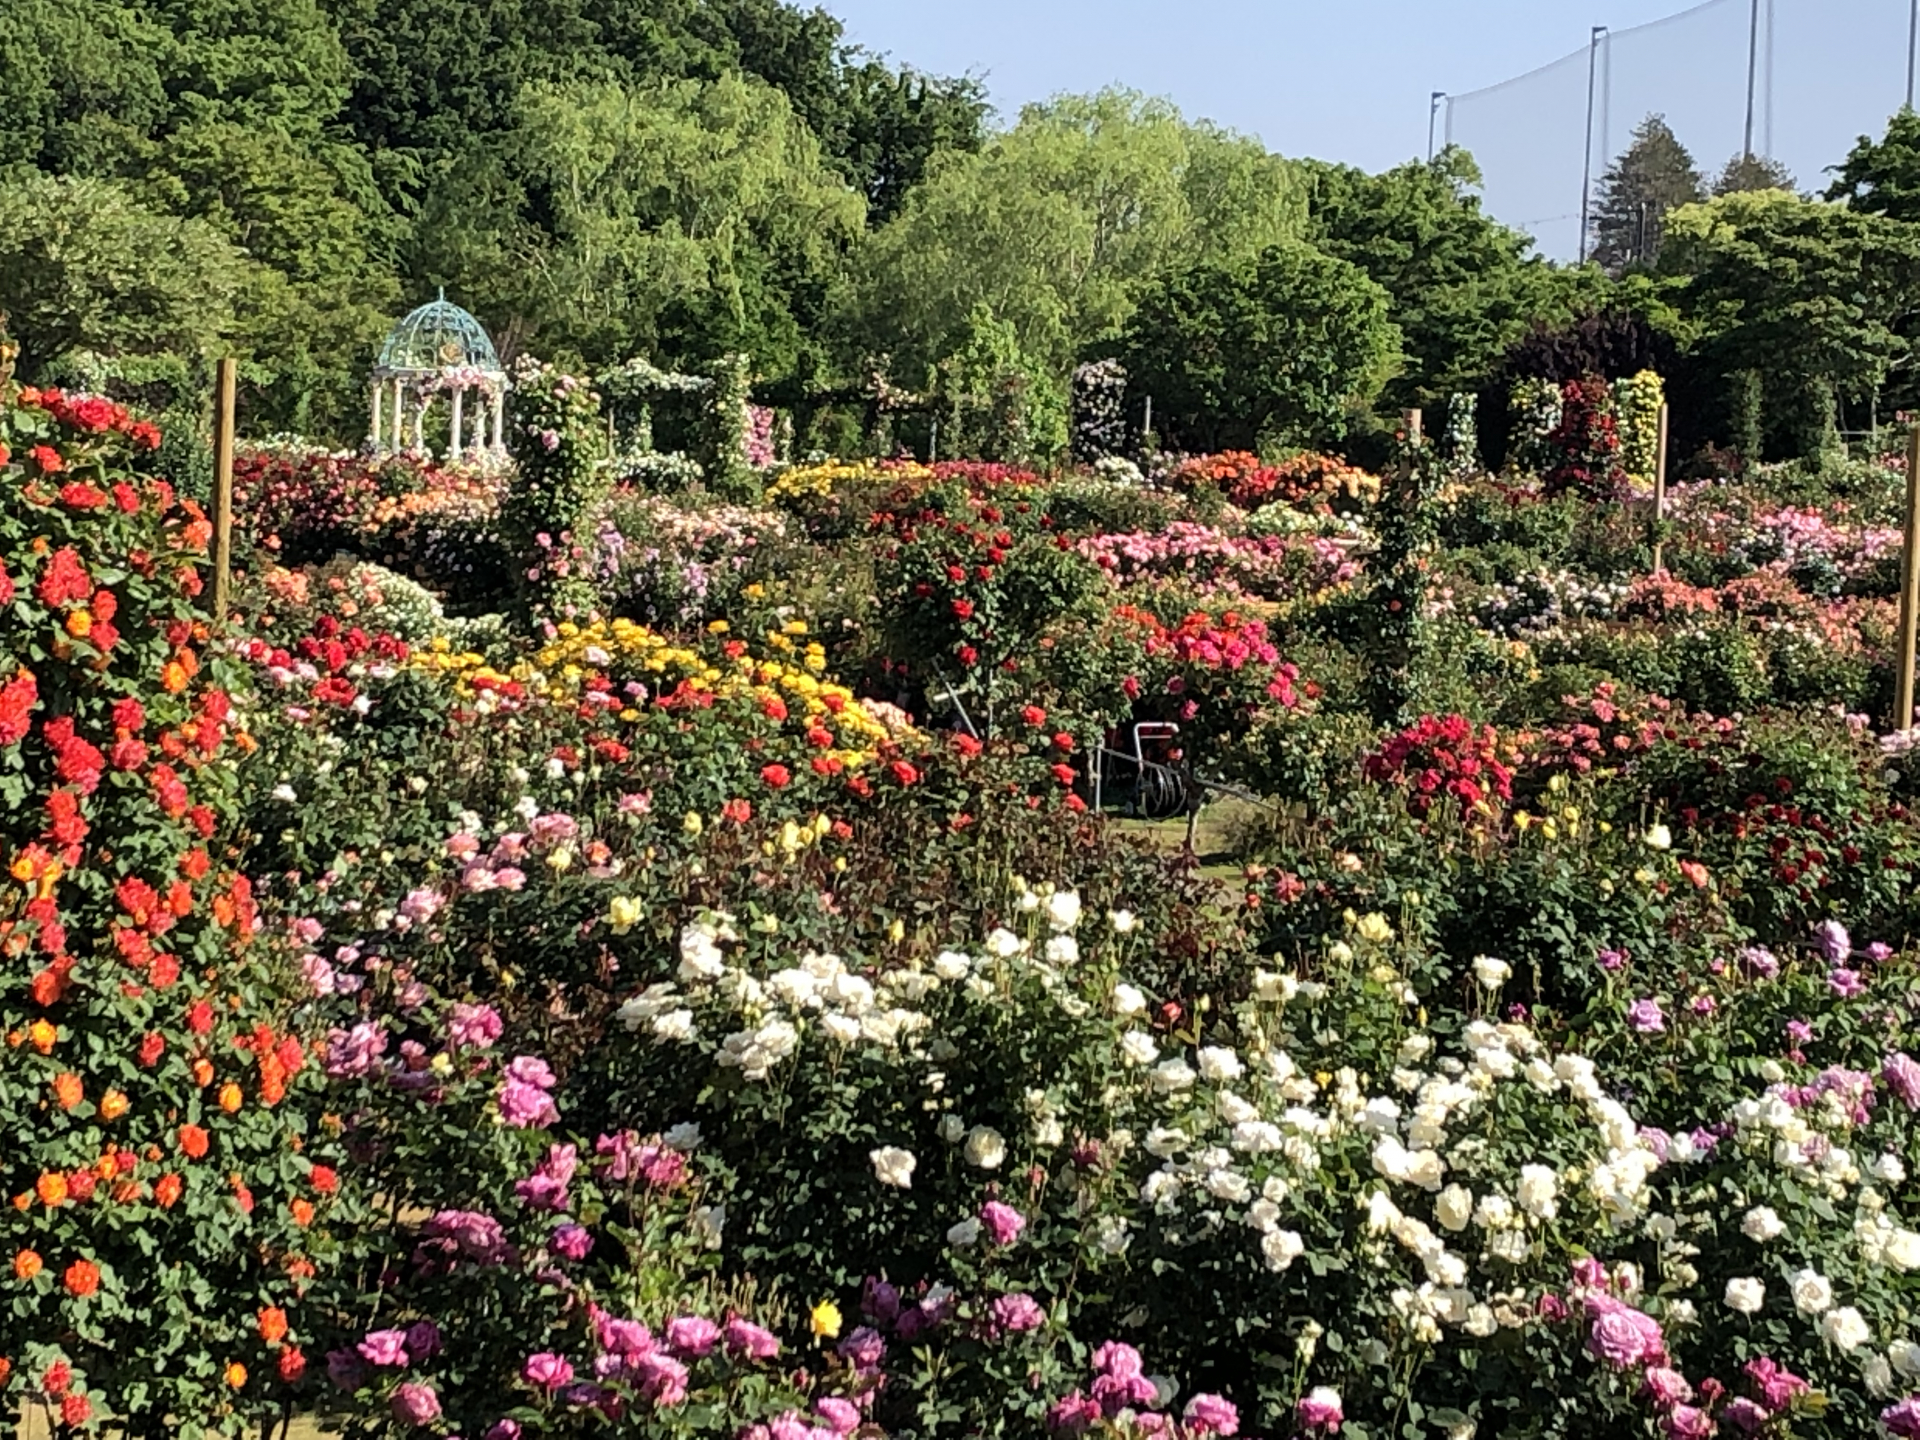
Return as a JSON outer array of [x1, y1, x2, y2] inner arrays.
[[1542, 378, 1629, 500], [505, 360, 608, 617], [1076, 524, 1359, 606], [1364, 714, 1516, 816], [1163, 452, 1378, 512], [0, 376, 351, 1434]]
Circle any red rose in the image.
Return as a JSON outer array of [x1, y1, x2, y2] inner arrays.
[[760, 764, 791, 789]]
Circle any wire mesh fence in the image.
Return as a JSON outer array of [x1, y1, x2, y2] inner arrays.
[[1442, 0, 1916, 260]]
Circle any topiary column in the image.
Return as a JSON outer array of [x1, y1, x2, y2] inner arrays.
[[503, 358, 609, 621]]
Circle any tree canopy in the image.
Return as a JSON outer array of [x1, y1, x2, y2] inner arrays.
[[1591, 116, 1704, 274]]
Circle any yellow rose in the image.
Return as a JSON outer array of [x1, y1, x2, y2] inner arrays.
[[608, 897, 643, 935], [810, 1300, 843, 1339]]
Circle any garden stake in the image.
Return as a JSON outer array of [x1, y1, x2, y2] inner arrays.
[[1652, 402, 1670, 574], [211, 355, 237, 628], [1899, 424, 1920, 734]]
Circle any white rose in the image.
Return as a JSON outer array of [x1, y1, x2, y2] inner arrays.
[[1107, 909, 1136, 934], [937, 1113, 966, 1144], [1145, 1127, 1188, 1158], [1866, 1353, 1896, 1397], [1151, 1059, 1197, 1093], [690, 1203, 725, 1248], [1045, 890, 1083, 931], [1891, 1340, 1920, 1378], [1473, 1193, 1515, 1230], [1044, 934, 1080, 966], [1516, 1165, 1559, 1219], [1112, 983, 1148, 1018], [1262, 1229, 1305, 1272], [1205, 1169, 1250, 1202], [650, 1009, 696, 1042], [1723, 1277, 1766, 1314], [932, 951, 973, 980], [1120, 1031, 1160, 1067], [984, 928, 1025, 958], [870, 1146, 916, 1189], [1741, 1206, 1785, 1242], [1253, 969, 1299, 1004], [1887, 1229, 1920, 1272], [1436, 1184, 1474, 1232], [1873, 1153, 1909, 1185], [1645, 824, 1672, 850], [1091, 1215, 1132, 1255], [946, 1218, 981, 1247], [1790, 1268, 1834, 1316], [1197, 1046, 1243, 1083], [963, 1125, 1007, 1169], [1471, 955, 1512, 989], [1822, 1306, 1872, 1351]]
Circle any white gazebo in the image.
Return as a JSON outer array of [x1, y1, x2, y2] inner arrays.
[[369, 292, 507, 464]]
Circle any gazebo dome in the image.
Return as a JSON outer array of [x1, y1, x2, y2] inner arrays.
[[375, 291, 503, 380], [366, 290, 509, 464]]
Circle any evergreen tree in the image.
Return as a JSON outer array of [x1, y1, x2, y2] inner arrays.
[[1713, 152, 1796, 195], [1589, 115, 1703, 274]]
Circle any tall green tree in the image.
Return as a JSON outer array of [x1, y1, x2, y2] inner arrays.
[[411, 75, 864, 376], [1828, 109, 1920, 221], [0, 174, 246, 373], [843, 89, 1306, 386], [1590, 115, 1704, 274], [1114, 241, 1399, 453], [1663, 190, 1920, 456], [1302, 148, 1561, 409]]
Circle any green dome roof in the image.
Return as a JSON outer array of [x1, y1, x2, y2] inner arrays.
[[375, 292, 503, 378]]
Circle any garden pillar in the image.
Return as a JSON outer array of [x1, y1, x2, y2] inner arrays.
[[492, 389, 506, 455], [450, 388, 465, 462], [370, 383, 383, 453], [391, 378, 406, 452]]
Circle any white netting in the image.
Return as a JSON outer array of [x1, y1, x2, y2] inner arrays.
[[1445, 0, 1915, 260]]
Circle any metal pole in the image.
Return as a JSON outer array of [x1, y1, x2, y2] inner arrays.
[[1898, 424, 1920, 734], [1428, 92, 1446, 161], [1652, 403, 1671, 574], [1910, 0, 1918, 111], [1579, 27, 1607, 264], [211, 357, 237, 626], [1744, 0, 1761, 157]]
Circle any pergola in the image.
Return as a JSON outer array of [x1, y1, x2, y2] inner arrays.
[[370, 292, 507, 464]]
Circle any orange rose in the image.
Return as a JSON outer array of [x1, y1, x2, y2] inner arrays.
[[13, 1250, 42, 1280], [154, 1173, 183, 1208], [191, 1057, 214, 1087], [257, 1306, 288, 1344], [51, 1073, 82, 1110], [64, 609, 92, 639], [35, 1173, 68, 1208], [224, 1362, 246, 1390], [218, 1082, 243, 1114], [28, 1020, 56, 1054], [62, 1259, 99, 1297], [98, 1090, 129, 1122], [177, 1124, 209, 1160], [289, 1198, 315, 1228]]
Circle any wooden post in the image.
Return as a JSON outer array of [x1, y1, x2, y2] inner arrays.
[[1652, 402, 1671, 574], [1404, 407, 1424, 446], [1897, 424, 1920, 734], [211, 357, 236, 627]]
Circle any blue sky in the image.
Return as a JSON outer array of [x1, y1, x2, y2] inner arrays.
[[829, 0, 1917, 257]]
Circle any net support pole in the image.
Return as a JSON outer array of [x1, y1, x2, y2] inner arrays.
[[1910, 0, 1918, 111], [1897, 424, 1920, 734], [1744, 0, 1761, 157], [1579, 27, 1606, 264], [211, 357, 237, 628], [1652, 403, 1671, 575], [1428, 92, 1446, 161]]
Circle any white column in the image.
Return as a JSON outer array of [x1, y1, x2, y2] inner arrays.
[[391, 378, 405, 452], [370, 383, 383, 453], [413, 396, 431, 457], [492, 390, 506, 455], [449, 388, 465, 462]]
